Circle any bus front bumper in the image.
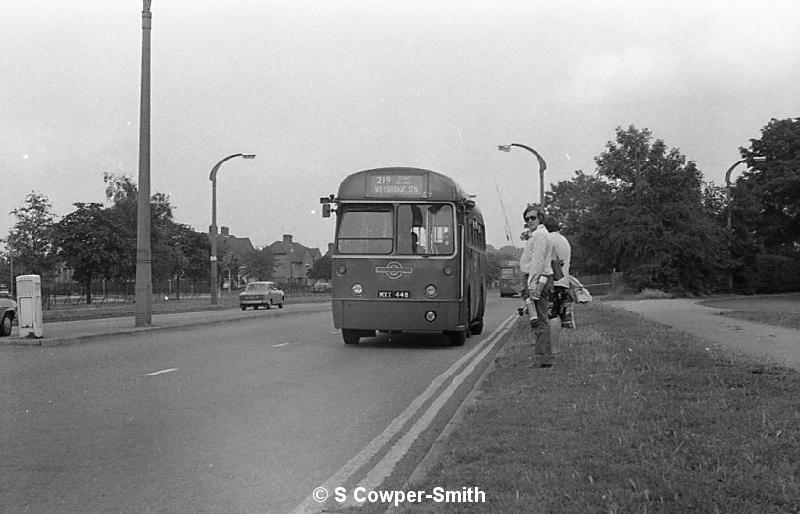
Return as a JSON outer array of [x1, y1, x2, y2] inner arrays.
[[333, 299, 462, 332]]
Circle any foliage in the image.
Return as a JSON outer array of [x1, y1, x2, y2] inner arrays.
[[547, 171, 616, 274], [737, 117, 800, 255], [548, 126, 729, 293], [486, 246, 519, 284], [219, 245, 242, 287], [172, 224, 210, 282], [102, 174, 212, 284], [52, 203, 124, 303], [5, 192, 59, 279], [244, 248, 276, 281], [307, 254, 332, 281]]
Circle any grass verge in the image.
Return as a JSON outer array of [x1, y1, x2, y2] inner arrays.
[[401, 303, 800, 513]]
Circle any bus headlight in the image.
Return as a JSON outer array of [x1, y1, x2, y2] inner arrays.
[[425, 284, 438, 298], [425, 310, 437, 323], [351, 283, 363, 296], [442, 265, 453, 276]]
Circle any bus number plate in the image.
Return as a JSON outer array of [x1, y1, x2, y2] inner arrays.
[[378, 290, 410, 299]]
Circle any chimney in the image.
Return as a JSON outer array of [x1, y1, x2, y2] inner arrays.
[[221, 226, 230, 236], [328, 243, 334, 255], [283, 234, 293, 243]]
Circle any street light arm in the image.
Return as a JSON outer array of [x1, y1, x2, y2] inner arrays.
[[508, 143, 547, 173], [209, 153, 245, 181], [498, 142, 548, 205], [724, 159, 746, 187]]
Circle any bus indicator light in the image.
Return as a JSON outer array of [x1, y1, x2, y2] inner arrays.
[[425, 311, 437, 323], [337, 264, 347, 275], [443, 266, 453, 276], [425, 284, 438, 298]]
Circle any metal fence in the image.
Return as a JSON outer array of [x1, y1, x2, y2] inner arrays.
[[41, 279, 212, 308], [40, 278, 319, 309], [573, 271, 624, 295]]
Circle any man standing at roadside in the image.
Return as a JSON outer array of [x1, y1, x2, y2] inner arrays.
[[519, 204, 554, 367]]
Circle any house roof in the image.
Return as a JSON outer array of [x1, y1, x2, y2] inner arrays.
[[217, 235, 255, 259], [266, 239, 313, 261]]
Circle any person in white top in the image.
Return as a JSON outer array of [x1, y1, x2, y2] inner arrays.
[[519, 204, 554, 367], [544, 216, 573, 353]]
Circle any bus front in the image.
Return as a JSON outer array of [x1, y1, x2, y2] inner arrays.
[[322, 168, 470, 345]]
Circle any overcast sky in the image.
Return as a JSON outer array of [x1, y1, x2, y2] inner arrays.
[[2, 0, 798, 252]]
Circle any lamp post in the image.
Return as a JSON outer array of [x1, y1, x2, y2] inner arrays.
[[209, 153, 256, 305], [725, 156, 766, 230], [724, 156, 766, 291], [134, 0, 153, 327], [725, 159, 747, 231], [498, 143, 548, 205]]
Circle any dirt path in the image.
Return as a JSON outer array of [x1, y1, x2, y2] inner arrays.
[[604, 298, 800, 369]]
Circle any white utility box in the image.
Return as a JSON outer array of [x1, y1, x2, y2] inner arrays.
[[16, 274, 43, 339]]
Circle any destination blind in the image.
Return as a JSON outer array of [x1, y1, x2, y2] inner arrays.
[[368, 174, 425, 197]]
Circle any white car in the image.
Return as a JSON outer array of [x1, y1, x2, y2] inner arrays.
[[0, 288, 16, 337], [239, 281, 285, 310], [311, 280, 332, 293]]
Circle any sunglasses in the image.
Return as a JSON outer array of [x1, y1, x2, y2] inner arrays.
[[525, 215, 538, 222]]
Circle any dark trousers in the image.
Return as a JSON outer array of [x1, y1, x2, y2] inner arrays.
[[532, 282, 552, 355]]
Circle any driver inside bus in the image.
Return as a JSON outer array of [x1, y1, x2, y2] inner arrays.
[[411, 232, 426, 254]]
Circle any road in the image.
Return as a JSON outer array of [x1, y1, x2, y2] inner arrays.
[[0, 296, 515, 513]]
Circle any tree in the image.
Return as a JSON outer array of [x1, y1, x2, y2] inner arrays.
[[307, 254, 331, 281], [103, 174, 184, 283], [6, 192, 58, 279], [172, 224, 210, 284], [550, 126, 728, 293], [52, 203, 124, 303], [547, 171, 615, 274], [219, 244, 242, 290], [245, 248, 276, 281], [737, 118, 800, 255]]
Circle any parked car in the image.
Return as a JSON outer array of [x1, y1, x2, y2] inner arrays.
[[0, 287, 16, 337], [311, 280, 332, 293], [239, 281, 285, 310]]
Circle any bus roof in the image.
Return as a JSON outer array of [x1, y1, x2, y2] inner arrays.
[[337, 167, 473, 204]]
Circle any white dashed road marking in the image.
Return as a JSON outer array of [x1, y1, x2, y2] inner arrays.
[[145, 368, 177, 376]]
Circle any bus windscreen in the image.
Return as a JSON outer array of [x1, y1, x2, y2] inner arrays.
[[336, 203, 454, 256], [337, 206, 393, 254]]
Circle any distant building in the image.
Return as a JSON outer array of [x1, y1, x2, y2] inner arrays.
[[266, 234, 320, 286], [213, 226, 256, 287]]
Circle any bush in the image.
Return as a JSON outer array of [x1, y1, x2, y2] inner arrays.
[[749, 253, 800, 293]]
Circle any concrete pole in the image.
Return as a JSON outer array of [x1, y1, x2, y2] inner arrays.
[[134, 0, 153, 327]]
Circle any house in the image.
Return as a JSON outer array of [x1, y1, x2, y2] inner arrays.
[[214, 226, 256, 287], [266, 234, 320, 286]]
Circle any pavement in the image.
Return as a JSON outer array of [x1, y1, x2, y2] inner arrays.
[[0, 302, 332, 347], [605, 297, 800, 369]]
